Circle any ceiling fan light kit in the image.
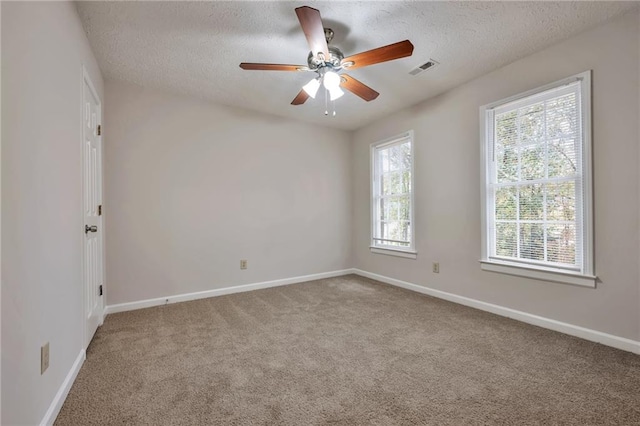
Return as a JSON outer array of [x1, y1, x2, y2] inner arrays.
[[329, 87, 344, 101], [239, 6, 414, 115], [302, 78, 321, 98], [323, 71, 341, 90]]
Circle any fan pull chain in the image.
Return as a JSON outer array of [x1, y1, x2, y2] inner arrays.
[[324, 88, 329, 116], [332, 99, 336, 117]]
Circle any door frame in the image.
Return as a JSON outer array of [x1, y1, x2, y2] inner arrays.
[[81, 65, 104, 350]]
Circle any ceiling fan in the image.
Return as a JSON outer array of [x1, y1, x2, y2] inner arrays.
[[239, 6, 414, 109]]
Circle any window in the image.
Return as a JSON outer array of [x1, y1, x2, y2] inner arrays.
[[480, 71, 595, 287], [371, 131, 416, 259]]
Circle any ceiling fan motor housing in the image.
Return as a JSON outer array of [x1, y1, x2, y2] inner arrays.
[[307, 45, 344, 70]]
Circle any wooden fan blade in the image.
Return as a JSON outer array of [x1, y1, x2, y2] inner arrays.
[[342, 40, 414, 70], [340, 74, 380, 102], [291, 89, 310, 105], [239, 63, 307, 71], [295, 6, 330, 60]]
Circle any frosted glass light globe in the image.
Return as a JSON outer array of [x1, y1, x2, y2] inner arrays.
[[329, 87, 344, 101], [302, 78, 320, 98], [322, 71, 341, 91]]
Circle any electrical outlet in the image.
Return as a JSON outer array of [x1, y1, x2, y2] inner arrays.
[[240, 259, 248, 270], [432, 262, 440, 273], [41, 342, 50, 374]]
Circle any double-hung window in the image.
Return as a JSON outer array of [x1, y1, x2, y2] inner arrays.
[[371, 131, 416, 259], [480, 71, 595, 287]]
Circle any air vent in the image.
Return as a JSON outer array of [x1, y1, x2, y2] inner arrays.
[[409, 59, 439, 76]]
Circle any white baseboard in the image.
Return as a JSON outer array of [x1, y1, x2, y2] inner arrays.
[[105, 269, 355, 315], [40, 349, 86, 426], [353, 269, 640, 355]]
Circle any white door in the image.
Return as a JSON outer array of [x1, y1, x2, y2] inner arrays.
[[83, 70, 103, 348]]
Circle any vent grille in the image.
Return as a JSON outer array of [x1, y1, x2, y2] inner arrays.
[[409, 59, 439, 76]]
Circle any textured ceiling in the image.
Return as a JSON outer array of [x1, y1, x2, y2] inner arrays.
[[76, 1, 636, 131]]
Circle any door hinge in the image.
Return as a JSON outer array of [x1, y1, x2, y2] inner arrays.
[[98, 205, 102, 216], [99, 285, 103, 296], [97, 124, 102, 136]]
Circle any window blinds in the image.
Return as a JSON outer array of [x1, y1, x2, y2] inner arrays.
[[487, 81, 584, 271], [373, 136, 413, 249]]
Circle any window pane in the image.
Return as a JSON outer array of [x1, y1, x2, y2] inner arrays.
[[495, 186, 517, 220], [404, 221, 412, 243], [520, 145, 545, 181], [385, 198, 400, 221], [400, 197, 410, 221], [385, 221, 395, 239], [379, 149, 390, 173], [382, 171, 403, 195], [379, 221, 387, 240], [399, 142, 412, 170], [496, 110, 518, 148], [403, 170, 411, 193], [548, 138, 577, 178], [381, 196, 410, 222], [387, 221, 402, 242], [496, 147, 518, 183], [519, 223, 545, 261], [546, 182, 575, 222], [546, 93, 577, 139], [496, 222, 517, 257], [388, 145, 406, 171], [547, 224, 576, 265], [519, 103, 544, 145], [382, 221, 410, 246], [519, 184, 544, 221]]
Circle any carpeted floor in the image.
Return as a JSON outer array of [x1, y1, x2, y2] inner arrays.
[[56, 275, 640, 425]]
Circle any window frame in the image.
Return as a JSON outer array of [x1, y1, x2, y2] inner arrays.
[[370, 130, 417, 259], [479, 71, 595, 287]]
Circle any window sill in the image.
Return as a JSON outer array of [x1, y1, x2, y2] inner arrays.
[[370, 247, 417, 259], [480, 260, 596, 288]]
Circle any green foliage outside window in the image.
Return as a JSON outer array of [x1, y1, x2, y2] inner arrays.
[[493, 93, 578, 265], [376, 141, 412, 248]]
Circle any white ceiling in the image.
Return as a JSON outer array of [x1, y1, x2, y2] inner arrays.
[[76, 1, 636, 131]]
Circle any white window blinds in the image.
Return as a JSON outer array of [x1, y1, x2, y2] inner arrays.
[[486, 79, 588, 272], [372, 133, 414, 252]]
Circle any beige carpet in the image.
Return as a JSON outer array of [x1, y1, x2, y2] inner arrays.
[[56, 275, 640, 425]]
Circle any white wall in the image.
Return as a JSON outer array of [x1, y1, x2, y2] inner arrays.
[[104, 81, 352, 305], [352, 11, 640, 341], [1, 2, 104, 425]]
